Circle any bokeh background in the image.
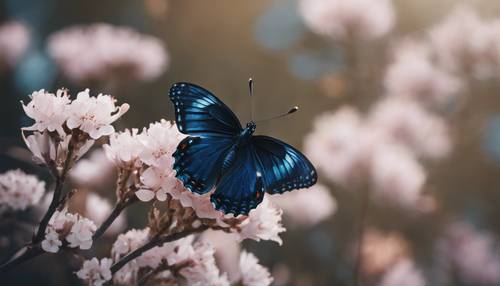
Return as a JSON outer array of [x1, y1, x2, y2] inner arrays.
[[3, 0, 500, 285]]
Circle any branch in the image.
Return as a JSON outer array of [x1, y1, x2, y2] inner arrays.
[[138, 260, 192, 286], [0, 246, 43, 274], [93, 195, 138, 240], [110, 225, 209, 274]]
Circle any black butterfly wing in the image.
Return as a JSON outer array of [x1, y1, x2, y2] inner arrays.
[[173, 136, 235, 195], [169, 82, 243, 136], [210, 146, 265, 216], [252, 135, 317, 194]]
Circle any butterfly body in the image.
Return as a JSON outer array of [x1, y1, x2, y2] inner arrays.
[[170, 82, 317, 216]]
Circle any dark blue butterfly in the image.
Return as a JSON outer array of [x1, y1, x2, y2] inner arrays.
[[169, 82, 317, 216]]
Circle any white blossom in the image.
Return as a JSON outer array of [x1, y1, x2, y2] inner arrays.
[[0, 169, 45, 211], [238, 197, 285, 245], [379, 259, 426, 286], [300, 0, 395, 41], [66, 217, 97, 250], [41, 227, 62, 253], [66, 89, 129, 139], [179, 242, 230, 286], [21, 89, 70, 136], [238, 251, 273, 286], [76, 257, 113, 286], [271, 184, 336, 226], [0, 21, 29, 68], [48, 23, 168, 84], [103, 128, 143, 168]]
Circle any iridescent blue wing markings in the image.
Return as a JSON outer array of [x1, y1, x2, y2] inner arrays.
[[172, 136, 234, 195], [169, 83, 243, 136], [169, 82, 242, 195], [210, 145, 265, 216], [252, 135, 317, 194]]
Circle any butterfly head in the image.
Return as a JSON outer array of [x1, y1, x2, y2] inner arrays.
[[246, 121, 256, 132]]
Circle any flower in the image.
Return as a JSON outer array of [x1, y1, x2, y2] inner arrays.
[[66, 89, 129, 139], [178, 242, 230, 286], [428, 5, 497, 78], [66, 216, 96, 250], [0, 169, 45, 211], [42, 209, 97, 252], [238, 251, 273, 286], [41, 227, 62, 253], [368, 97, 452, 159], [304, 107, 372, 186], [70, 149, 115, 187], [238, 197, 286, 245], [21, 89, 70, 136], [300, 0, 395, 41], [136, 166, 177, 202], [437, 222, 500, 285], [370, 144, 426, 208], [384, 39, 462, 106], [85, 193, 126, 235], [271, 184, 336, 226], [201, 230, 241, 282], [76, 257, 113, 286], [22, 131, 64, 165], [0, 21, 29, 68], [379, 259, 426, 286], [103, 128, 143, 169], [48, 23, 168, 84]]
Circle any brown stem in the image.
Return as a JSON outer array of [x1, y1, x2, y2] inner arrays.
[[353, 187, 370, 286], [0, 246, 43, 274], [110, 226, 209, 274], [93, 195, 138, 240]]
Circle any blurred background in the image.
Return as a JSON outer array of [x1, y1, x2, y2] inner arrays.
[[3, 0, 500, 285]]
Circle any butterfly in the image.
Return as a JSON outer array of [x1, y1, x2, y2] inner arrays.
[[169, 82, 317, 216]]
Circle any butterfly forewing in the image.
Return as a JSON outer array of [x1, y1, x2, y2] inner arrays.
[[169, 83, 243, 136]]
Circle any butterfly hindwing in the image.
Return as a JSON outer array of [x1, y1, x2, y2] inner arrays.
[[169, 83, 242, 136], [252, 135, 317, 194], [173, 135, 234, 195], [210, 146, 265, 216]]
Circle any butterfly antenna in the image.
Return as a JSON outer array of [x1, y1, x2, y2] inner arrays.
[[249, 78, 254, 121], [255, 106, 299, 123]]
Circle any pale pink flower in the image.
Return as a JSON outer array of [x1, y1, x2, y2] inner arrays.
[[201, 230, 241, 282], [0, 21, 29, 68], [138, 119, 185, 168], [0, 169, 45, 211], [167, 182, 224, 220], [370, 144, 426, 208], [136, 165, 177, 202], [112, 228, 150, 260], [368, 97, 452, 159], [238, 251, 273, 286], [271, 184, 336, 226], [437, 222, 500, 285], [429, 5, 496, 78], [85, 193, 126, 235], [103, 128, 143, 169], [385, 39, 462, 106], [76, 257, 113, 286], [22, 131, 63, 165], [304, 107, 372, 186], [66, 216, 97, 250], [379, 259, 426, 286], [179, 242, 230, 286], [41, 227, 62, 253], [300, 0, 395, 41], [48, 23, 168, 84], [70, 149, 115, 187], [21, 89, 70, 136], [238, 197, 286, 245], [66, 89, 129, 139]]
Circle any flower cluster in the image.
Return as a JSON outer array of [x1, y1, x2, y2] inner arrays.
[[304, 99, 448, 209], [436, 222, 500, 285], [271, 183, 336, 226], [0, 21, 29, 69], [48, 23, 168, 85], [299, 0, 395, 41], [41, 208, 97, 253], [110, 228, 229, 285], [0, 169, 45, 211], [21, 88, 128, 171], [238, 251, 273, 286], [76, 258, 113, 286]]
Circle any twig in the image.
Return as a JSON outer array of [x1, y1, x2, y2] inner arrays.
[[110, 225, 209, 274], [0, 245, 43, 274], [138, 260, 192, 286], [93, 195, 138, 240], [353, 187, 370, 286]]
